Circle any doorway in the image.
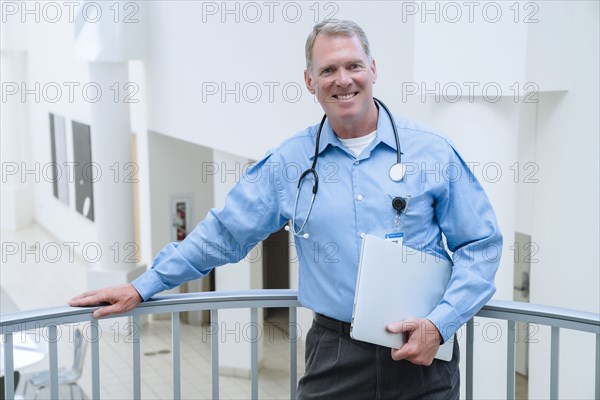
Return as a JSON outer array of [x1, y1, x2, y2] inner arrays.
[[514, 231, 532, 399], [262, 227, 290, 326]]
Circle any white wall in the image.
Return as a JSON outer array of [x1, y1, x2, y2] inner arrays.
[[147, 131, 214, 269], [527, 3, 600, 398], [143, 1, 416, 161]]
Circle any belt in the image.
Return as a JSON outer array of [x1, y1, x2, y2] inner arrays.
[[314, 313, 352, 336]]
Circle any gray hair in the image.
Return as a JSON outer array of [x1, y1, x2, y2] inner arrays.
[[305, 19, 372, 74]]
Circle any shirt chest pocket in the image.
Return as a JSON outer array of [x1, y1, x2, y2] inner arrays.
[[385, 192, 434, 243]]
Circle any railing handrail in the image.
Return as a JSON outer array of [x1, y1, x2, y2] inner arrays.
[[481, 299, 600, 334], [0, 289, 301, 333], [1, 290, 598, 335]]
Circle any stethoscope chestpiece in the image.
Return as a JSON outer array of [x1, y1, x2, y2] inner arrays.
[[389, 163, 406, 182]]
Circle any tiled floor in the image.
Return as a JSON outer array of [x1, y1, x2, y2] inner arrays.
[[1, 224, 305, 399], [516, 373, 528, 400]]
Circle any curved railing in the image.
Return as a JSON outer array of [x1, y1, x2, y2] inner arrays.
[[1, 290, 599, 400], [467, 300, 599, 399]]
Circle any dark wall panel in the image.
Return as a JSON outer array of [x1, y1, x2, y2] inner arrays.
[[72, 120, 94, 221], [49, 113, 69, 204]]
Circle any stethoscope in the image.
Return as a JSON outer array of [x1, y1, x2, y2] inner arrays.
[[285, 98, 408, 239]]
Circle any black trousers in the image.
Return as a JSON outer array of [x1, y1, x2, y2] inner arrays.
[[297, 316, 460, 400]]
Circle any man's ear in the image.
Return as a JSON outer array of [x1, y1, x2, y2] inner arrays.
[[371, 58, 377, 84], [304, 69, 316, 95]]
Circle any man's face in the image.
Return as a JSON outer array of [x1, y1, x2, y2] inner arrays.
[[304, 33, 377, 131]]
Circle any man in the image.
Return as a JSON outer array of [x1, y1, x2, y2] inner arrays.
[[70, 20, 502, 399]]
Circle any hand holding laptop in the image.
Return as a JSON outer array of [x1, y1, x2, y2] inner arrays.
[[350, 235, 454, 362], [386, 318, 442, 366]]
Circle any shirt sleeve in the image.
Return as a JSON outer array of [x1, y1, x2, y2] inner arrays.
[[132, 152, 288, 301], [425, 143, 503, 342]]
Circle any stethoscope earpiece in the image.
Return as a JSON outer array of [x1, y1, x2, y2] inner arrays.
[[285, 224, 308, 238]]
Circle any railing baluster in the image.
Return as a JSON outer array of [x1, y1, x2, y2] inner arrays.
[[506, 321, 516, 400], [594, 333, 600, 399], [172, 312, 181, 400], [48, 324, 59, 400], [91, 320, 100, 400], [466, 318, 474, 400], [289, 307, 297, 400], [211, 309, 219, 400], [550, 326, 560, 399], [251, 307, 259, 400], [3, 333, 14, 400], [132, 315, 141, 399]]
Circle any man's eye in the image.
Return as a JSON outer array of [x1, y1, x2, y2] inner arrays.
[[350, 63, 362, 70], [321, 68, 333, 75]]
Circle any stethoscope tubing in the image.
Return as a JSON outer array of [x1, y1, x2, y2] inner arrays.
[[286, 97, 401, 238]]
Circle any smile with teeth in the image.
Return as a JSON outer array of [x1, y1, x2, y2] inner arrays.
[[334, 92, 358, 100]]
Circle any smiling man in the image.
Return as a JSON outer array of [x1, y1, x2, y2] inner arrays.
[[304, 30, 378, 138], [70, 20, 501, 399]]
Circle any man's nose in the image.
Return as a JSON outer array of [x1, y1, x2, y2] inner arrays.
[[334, 69, 352, 87]]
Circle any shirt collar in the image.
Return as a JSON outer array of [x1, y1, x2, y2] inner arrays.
[[310, 103, 399, 159]]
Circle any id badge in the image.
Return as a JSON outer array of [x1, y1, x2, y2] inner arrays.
[[385, 231, 404, 245]]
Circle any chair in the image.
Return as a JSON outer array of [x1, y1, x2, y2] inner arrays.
[[0, 371, 21, 400], [23, 328, 87, 399]]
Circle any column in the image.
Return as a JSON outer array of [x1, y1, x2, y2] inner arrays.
[[1, 50, 34, 230], [72, 1, 149, 289], [86, 62, 145, 288]]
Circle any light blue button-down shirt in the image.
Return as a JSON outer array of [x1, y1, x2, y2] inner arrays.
[[132, 108, 502, 341]]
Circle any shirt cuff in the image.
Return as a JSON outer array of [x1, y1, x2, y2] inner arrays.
[[426, 302, 462, 343], [131, 269, 168, 301]]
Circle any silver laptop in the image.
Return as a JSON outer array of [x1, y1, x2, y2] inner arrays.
[[350, 234, 454, 361]]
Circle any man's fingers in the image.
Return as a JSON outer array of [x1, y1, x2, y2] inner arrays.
[[69, 290, 100, 302], [68, 293, 104, 307], [391, 345, 412, 361], [92, 297, 139, 318], [92, 304, 119, 319], [391, 349, 406, 361], [391, 341, 434, 365], [387, 318, 440, 365], [69, 288, 115, 307], [69, 284, 142, 319], [387, 319, 418, 334]]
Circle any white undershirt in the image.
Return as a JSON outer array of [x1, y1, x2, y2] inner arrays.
[[338, 130, 377, 157]]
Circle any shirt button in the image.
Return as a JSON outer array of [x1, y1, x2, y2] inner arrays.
[[360, 232, 366, 238], [357, 195, 364, 201], [354, 160, 360, 165]]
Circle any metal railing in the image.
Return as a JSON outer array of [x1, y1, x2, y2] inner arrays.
[[466, 300, 600, 399], [1, 290, 599, 400]]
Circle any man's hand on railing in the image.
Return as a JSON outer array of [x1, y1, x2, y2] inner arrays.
[[386, 318, 442, 366], [68, 284, 143, 319]]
